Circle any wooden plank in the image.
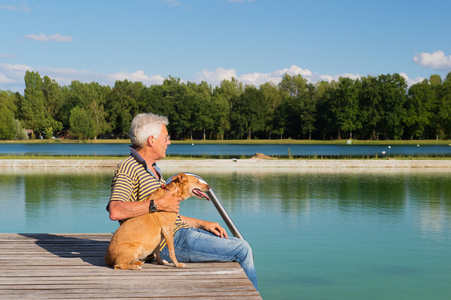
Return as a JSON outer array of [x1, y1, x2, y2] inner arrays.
[[0, 233, 261, 299]]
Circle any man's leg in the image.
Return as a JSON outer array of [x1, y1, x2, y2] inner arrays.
[[160, 227, 258, 290]]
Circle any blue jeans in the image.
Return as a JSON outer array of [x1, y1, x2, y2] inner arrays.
[[160, 227, 258, 290]]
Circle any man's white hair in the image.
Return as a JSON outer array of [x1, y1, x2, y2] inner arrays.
[[129, 113, 169, 147]]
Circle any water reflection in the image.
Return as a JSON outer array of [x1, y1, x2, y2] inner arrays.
[[1, 168, 449, 235], [179, 171, 450, 219], [1, 143, 451, 157], [0, 167, 450, 299], [0, 168, 114, 233]]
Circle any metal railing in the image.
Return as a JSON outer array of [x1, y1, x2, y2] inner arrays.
[[166, 172, 244, 240]]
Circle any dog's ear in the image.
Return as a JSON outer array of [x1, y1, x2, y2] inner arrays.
[[177, 173, 188, 183], [171, 173, 187, 183], [171, 174, 182, 182], [177, 173, 189, 183]]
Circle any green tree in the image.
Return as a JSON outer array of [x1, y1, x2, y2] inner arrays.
[[330, 77, 361, 139], [140, 85, 175, 120], [14, 119, 28, 140], [278, 74, 308, 98], [314, 80, 337, 140], [358, 76, 383, 140], [154, 77, 189, 139], [87, 101, 110, 139], [429, 74, 442, 85], [0, 90, 18, 115], [105, 80, 143, 137], [277, 95, 300, 138], [0, 106, 15, 140], [432, 72, 451, 139], [186, 81, 215, 140], [41, 76, 64, 137], [61, 81, 110, 131], [405, 79, 434, 139], [42, 76, 64, 120], [260, 82, 283, 139], [211, 93, 230, 139], [215, 78, 243, 101], [299, 84, 317, 140], [20, 71, 47, 138], [377, 74, 407, 139], [172, 83, 199, 140], [230, 85, 268, 139], [278, 74, 309, 139], [213, 78, 242, 139], [69, 106, 95, 139]]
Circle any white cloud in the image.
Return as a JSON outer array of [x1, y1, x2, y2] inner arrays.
[[0, 64, 165, 91], [239, 71, 278, 86], [24, 33, 73, 42], [0, 63, 425, 94], [194, 65, 318, 87], [194, 68, 237, 86], [0, 2, 30, 12], [400, 73, 424, 86], [317, 74, 334, 82], [0, 63, 32, 84], [194, 65, 362, 88], [273, 65, 313, 78], [108, 70, 165, 86], [0, 73, 17, 84], [39, 67, 100, 86], [413, 50, 451, 71]]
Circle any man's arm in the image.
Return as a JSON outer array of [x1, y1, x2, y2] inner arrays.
[[108, 188, 183, 221], [180, 215, 228, 239]]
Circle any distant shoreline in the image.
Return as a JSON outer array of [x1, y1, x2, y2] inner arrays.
[[1, 159, 450, 172], [1, 139, 451, 145]]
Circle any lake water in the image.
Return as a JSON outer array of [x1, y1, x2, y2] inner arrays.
[[1, 143, 451, 157], [1, 168, 450, 299]]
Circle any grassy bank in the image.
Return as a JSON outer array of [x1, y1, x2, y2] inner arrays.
[[0, 154, 449, 160], [1, 138, 451, 145], [1, 139, 450, 160]]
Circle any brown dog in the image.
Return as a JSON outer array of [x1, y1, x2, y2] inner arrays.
[[104, 173, 210, 270]]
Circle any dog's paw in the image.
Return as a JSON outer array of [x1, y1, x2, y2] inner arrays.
[[175, 262, 186, 268], [114, 263, 143, 270], [156, 259, 169, 265]]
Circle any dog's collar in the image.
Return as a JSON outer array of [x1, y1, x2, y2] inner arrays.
[[161, 184, 170, 191]]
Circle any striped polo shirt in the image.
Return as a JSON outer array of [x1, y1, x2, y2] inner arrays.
[[108, 146, 189, 250]]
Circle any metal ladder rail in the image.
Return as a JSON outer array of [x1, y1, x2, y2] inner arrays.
[[166, 172, 245, 240]]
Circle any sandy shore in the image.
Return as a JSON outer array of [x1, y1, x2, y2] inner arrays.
[[1, 159, 450, 173]]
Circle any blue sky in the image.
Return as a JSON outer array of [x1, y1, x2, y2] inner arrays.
[[1, 0, 451, 93]]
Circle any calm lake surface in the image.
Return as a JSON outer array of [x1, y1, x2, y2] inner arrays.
[[1, 143, 451, 157], [1, 168, 450, 300]]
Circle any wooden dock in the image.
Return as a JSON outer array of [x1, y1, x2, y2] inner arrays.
[[0, 233, 261, 299]]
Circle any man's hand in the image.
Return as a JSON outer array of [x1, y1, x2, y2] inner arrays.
[[154, 187, 183, 214], [200, 221, 229, 239], [179, 215, 228, 238]]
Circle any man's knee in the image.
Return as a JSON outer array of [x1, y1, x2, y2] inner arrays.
[[234, 239, 253, 259], [240, 239, 252, 252]]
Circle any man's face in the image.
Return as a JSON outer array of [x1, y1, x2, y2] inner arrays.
[[153, 124, 171, 160]]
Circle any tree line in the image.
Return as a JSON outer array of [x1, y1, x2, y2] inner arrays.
[[0, 70, 450, 141]]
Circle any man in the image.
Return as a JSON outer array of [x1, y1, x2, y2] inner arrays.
[[107, 113, 258, 290]]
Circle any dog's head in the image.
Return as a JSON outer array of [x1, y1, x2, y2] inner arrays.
[[170, 173, 210, 201]]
